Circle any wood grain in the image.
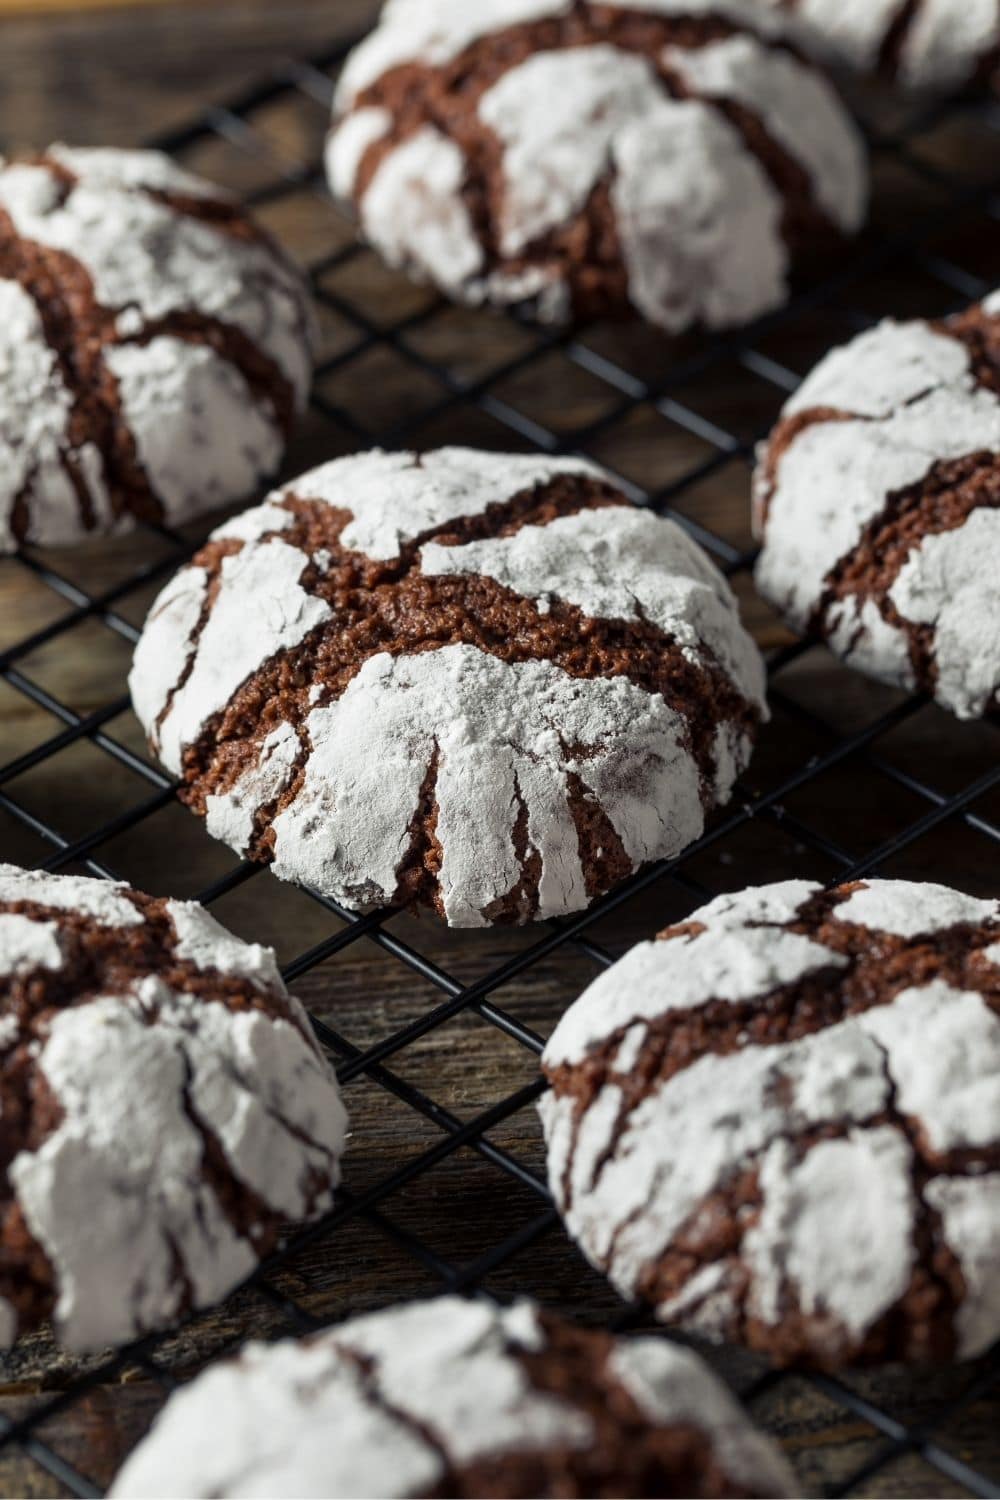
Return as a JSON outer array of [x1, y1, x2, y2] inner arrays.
[[0, 4, 998, 1497]]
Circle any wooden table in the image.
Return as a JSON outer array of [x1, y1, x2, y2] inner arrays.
[[0, 4, 999, 1496]]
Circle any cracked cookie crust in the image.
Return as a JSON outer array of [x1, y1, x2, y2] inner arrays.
[[129, 448, 767, 929], [110, 1296, 796, 1498], [326, 0, 867, 333], [754, 290, 1000, 720], [759, 0, 1000, 94], [0, 145, 314, 553], [541, 877, 1000, 1369], [0, 863, 347, 1353]]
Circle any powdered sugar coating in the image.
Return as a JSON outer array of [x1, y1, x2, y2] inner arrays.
[[758, 0, 1000, 92], [111, 1296, 796, 1499], [541, 877, 1000, 1364], [271, 645, 702, 925], [0, 147, 313, 551], [330, 3, 866, 333], [132, 448, 765, 928], [0, 864, 347, 1353], [755, 302, 1000, 720]]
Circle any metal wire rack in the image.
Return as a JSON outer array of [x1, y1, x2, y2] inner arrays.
[[1, 21, 999, 1499]]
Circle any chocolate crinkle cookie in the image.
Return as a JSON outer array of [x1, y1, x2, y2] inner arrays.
[[326, 0, 867, 333], [759, 0, 1000, 94], [129, 448, 767, 928], [0, 863, 346, 1352], [110, 1296, 796, 1498], [541, 878, 1000, 1369], [754, 290, 1000, 720], [0, 145, 314, 552]]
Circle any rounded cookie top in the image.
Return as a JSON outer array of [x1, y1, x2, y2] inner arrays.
[[327, 0, 867, 333], [129, 447, 767, 929], [754, 290, 1000, 719], [0, 862, 346, 1353], [541, 877, 1000, 1369], [110, 1295, 796, 1498], [759, 0, 1000, 93], [0, 145, 314, 553]]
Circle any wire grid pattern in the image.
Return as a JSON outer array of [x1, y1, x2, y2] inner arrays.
[[0, 25, 999, 1499]]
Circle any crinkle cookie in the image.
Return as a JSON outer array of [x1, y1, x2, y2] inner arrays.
[[129, 448, 767, 928], [541, 878, 1000, 1369], [0, 863, 346, 1352], [754, 291, 1000, 720], [0, 145, 314, 552], [327, 0, 867, 333], [760, 0, 1000, 93], [110, 1296, 796, 1499]]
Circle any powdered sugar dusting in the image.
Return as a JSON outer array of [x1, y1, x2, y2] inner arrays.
[[836, 880, 1000, 936], [0, 914, 63, 977], [925, 1176, 1000, 1359], [127, 565, 209, 737], [166, 900, 284, 991], [271, 644, 703, 927], [0, 863, 142, 927], [661, 34, 866, 231]]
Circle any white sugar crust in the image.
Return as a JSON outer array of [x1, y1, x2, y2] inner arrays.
[[541, 877, 1000, 1353], [325, 105, 393, 198], [270, 644, 703, 926], [836, 880, 1000, 936], [0, 279, 112, 552], [890, 506, 1000, 719], [165, 900, 283, 991], [755, 313, 1000, 714], [610, 96, 786, 333], [0, 863, 142, 927], [661, 34, 866, 232], [153, 539, 331, 777], [358, 127, 486, 298], [0, 915, 63, 978], [420, 505, 767, 720], [924, 1176, 1000, 1359], [283, 447, 603, 560], [105, 339, 284, 529], [127, 564, 209, 739], [45, 144, 223, 200], [110, 1296, 795, 1499]]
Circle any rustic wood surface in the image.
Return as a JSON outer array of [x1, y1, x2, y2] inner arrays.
[[0, 3, 999, 1496]]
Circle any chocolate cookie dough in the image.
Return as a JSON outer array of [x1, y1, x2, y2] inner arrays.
[[130, 448, 767, 927], [0, 145, 314, 552], [542, 878, 1000, 1369], [327, 0, 867, 332]]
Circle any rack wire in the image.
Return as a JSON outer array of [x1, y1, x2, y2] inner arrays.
[[1, 22, 999, 1499]]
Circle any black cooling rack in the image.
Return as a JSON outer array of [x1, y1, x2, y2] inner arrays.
[[1, 24, 1000, 1499]]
